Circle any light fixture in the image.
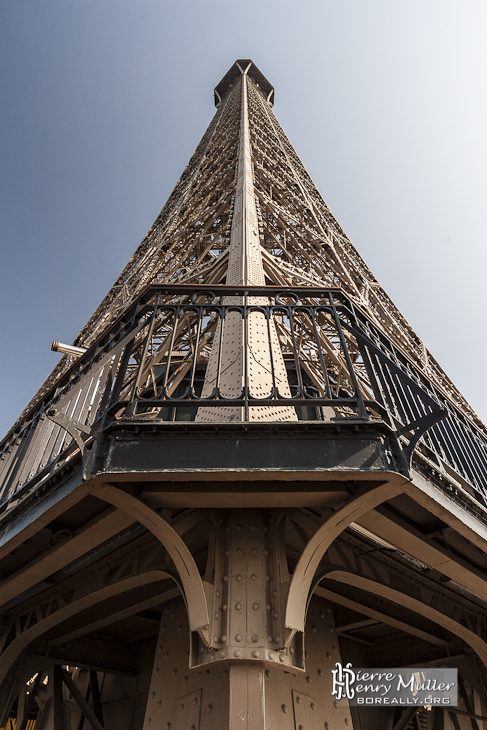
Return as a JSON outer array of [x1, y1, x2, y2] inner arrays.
[[51, 341, 87, 357]]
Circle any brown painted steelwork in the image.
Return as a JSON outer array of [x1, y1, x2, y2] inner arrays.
[[0, 60, 486, 730]]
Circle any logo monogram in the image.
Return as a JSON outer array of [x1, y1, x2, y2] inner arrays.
[[331, 662, 356, 700]]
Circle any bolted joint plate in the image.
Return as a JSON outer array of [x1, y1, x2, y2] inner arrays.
[[190, 510, 305, 670]]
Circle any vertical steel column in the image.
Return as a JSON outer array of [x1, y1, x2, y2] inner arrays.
[[142, 510, 356, 729], [52, 666, 65, 730], [229, 664, 265, 730], [196, 65, 296, 423]]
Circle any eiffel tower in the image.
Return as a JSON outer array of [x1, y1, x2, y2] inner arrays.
[[1, 60, 487, 730]]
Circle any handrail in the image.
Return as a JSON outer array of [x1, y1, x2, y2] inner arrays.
[[0, 286, 485, 510]]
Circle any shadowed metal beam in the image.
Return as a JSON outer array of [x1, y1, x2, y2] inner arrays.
[[93, 484, 210, 639]]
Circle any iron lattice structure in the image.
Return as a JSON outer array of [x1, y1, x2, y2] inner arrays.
[[16, 61, 482, 432], [1, 61, 487, 730]]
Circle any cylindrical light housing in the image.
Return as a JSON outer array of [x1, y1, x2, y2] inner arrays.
[[51, 341, 87, 357]]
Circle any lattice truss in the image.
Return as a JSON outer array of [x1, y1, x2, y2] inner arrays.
[[18, 65, 481, 429]]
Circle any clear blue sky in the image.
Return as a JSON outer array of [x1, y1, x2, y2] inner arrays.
[[1, 0, 486, 437]]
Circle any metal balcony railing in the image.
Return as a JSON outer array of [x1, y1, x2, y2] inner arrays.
[[0, 286, 486, 511]]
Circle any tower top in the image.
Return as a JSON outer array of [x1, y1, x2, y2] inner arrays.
[[214, 59, 274, 107]]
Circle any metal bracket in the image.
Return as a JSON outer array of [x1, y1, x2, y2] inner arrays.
[[46, 408, 91, 454], [397, 408, 448, 468]]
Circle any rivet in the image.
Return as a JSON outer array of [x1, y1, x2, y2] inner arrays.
[[236, 574, 242, 582], [306, 675, 312, 683], [170, 612, 174, 618], [206, 705, 213, 714], [236, 633, 242, 642], [235, 649, 241, 657], [320, 612, 325, 619], [154, 667, 159, 674], [290, 647, 294, 655], [252, 634, 259, 642], [282, 704, 288, 714], [165, 724, 171, 730], [213, 635, 219, 643], [318, 669, 323, 677], [269, 651, 275, 660], [272, 590, 278, 597], [265, 575, 270, 581], [235, 602, 242, 610], [267, 604, 272, 611], [266, 669, 271, 678], [183, 676, 188, 684], [274, 635, 280, 643], [273, 612, 279, 620], [251, 548, 257, 555], [253, 603, 259, 611], [299, 726, 304, 730], [333, 700, 338, 708], [222, 604, 227, 611], [311, 702, 315, 710], [325, 724, 330, 730], [172, 670, 177, 677], [147, 720, 151, 726], [279, 654, 285, 663], [210, 654, 215, 661], [237, 548, 243, 554], [333, 645, 337, 653], [200, 647, 205, 654], [326, 652, 331, 659], [216, 590, 221, 597], [163, 652, 169, 660], [267, 635, 273, 642], [222, 634, 227, 642], [252, 650, 259, 658], [223, 575, 228, 582], [312, 625, 317, 633], [157, 701, 161, 709], [150, 692, 155, 699], [251, 574, 256, 581], [179, 704, 184, 711], [214, 612, 219, 619], [296, 695, 301, 704], [345, 719, 349, 726], [220, 650, 226, 658], [178, 625, 183, 632]]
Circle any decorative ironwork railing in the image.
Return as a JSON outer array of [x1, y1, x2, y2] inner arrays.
[[0, 286, 486, 510]]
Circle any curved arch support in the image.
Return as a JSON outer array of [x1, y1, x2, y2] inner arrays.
[[285, 480, 404, 639], [93, 484, 210, 637], [0, 570, 172, 686], [322, 569, 487, 668]]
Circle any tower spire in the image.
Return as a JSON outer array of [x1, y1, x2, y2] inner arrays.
[[196, 65, 297, 422], [12, 61, 483, 433]]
